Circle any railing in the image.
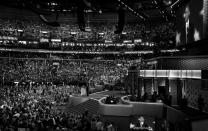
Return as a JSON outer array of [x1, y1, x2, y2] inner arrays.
[[99, 97, 133, 116], [121, 95, 164, 118]]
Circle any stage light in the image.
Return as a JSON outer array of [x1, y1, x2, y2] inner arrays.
[[77, 8, 86, 31], [114, 7, 125, 34], [176, 32, 181, 45], [194, 29, 200, 41], [98, 9, 102, 14], [163, 0, 172, 6], [39, 14, 60, 27]]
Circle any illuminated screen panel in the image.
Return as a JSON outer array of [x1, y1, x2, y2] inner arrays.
[[176, 0, 208, 46], [169, 70, 180, 78], [144, 70, 155, 77], [140, 70, 201, 79], [156, 70, 168, 78]]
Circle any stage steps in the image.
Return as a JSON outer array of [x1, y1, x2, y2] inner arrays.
[[67, 99, 100, 115], [69, 96, 90, 107]]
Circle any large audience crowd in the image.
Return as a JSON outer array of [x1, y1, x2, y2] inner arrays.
[[0, 14, 175, 131], [0, 17, 175, 51], [0, 57, 130, 86], [0, 55, 126, 131], [0, 82, 115, 131]]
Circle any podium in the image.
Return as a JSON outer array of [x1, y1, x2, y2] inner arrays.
[[124, 66, 141, 99]]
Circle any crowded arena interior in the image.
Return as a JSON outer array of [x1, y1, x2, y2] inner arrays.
[[0, 0, 208, 131]]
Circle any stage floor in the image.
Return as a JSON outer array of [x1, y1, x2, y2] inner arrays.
[[54, 90, 126, 112]]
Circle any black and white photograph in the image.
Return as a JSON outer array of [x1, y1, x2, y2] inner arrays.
[[0, 0, 208, 131]]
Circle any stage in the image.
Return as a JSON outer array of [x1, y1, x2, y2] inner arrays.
[[53, 90, 126, 113]]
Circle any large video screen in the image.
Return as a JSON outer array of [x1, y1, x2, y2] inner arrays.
[[176, 0, 208, 46]]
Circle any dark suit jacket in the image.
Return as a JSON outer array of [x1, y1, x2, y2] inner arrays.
[[186, 21, 194, 44]]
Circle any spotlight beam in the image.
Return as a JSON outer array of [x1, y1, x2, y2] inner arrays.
[[117, 0, 146, 20], [170, 0, 180, 8], [170, 0, 191, 9]]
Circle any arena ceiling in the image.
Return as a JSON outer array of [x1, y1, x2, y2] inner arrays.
[[0, 0, 189, 21]]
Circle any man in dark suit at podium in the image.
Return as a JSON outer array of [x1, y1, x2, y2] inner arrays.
[[183, 6, 194, 44]]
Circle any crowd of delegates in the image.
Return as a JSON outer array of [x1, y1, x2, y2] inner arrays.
[[0, 55, 127, 130], [0, 17, 175, 50], [0, 83, 81, 108], [0, 57, 130, 86], [0, 80, 118, 131]]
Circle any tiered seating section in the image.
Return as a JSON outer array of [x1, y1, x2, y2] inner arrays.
[[0, 17, 175, 51]]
